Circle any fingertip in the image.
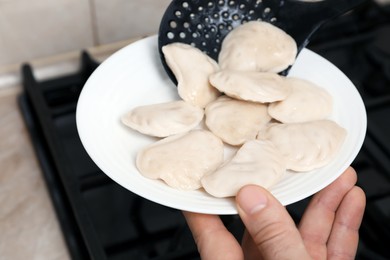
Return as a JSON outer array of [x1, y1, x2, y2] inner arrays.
[[346, 166, 357, 175], [344, 166, 357, 183], [338, 185, 366, 229], [326, 166, 358, 194], [348, 186, 366, 210], [236, 185, 268, 215]]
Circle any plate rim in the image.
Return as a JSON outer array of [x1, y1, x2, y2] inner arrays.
[[76, 35, 367, 215]]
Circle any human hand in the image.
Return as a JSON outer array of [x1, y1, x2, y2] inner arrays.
[[183, 167, 365, 260]]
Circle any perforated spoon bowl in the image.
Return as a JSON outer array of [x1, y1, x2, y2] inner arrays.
[[158, 0, 366, 84]]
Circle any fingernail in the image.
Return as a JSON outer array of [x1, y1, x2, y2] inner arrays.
[[237, 185, 267, 215]]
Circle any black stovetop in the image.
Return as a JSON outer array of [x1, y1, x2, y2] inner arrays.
[[18, 1, 390, 259]]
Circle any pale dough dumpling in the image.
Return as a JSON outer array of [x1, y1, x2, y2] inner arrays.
[[218, 21, 297, 73], [258, 120, 347, 172], [268, 77, 333, 123], [136, 130, 224, 190], [162, 43, 221, 108], [121, 100, 204, 137], [209, 70, 290, 103], [205, 95, 271, 146], [201, 140, 286, 198]]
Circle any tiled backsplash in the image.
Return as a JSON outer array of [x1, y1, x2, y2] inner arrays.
[[0, 0, 171, 69], [3, 0, 389, 77], [93, 0, 172, 45]]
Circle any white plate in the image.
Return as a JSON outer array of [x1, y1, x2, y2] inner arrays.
[[76, 35, 367, 215]]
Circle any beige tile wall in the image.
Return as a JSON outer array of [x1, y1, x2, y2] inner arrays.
[[0, 0, 171, 69], [0, 0, 93, 67], [93, 0, 171, 45]]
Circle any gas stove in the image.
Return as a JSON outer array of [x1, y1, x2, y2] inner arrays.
[[19, 1, 390, 259]]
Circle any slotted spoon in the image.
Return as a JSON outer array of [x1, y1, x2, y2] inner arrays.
[[158, 0, 366, 84]]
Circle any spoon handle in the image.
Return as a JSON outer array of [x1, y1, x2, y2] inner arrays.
[[274, 0, 367, 50]]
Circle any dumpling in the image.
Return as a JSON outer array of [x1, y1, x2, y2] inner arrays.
[[268, 77, 333, 123], [209, 70, 290, 103], [201, 140, 286, 198], [205, 95, 271, 146], [258, 120, 347, 172], [121, 100, 204, 137], [136, 130, 224, 190], [162, 43, 221, 108], [218, 21, 297, 73]]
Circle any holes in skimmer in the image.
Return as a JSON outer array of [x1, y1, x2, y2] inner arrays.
[[163, 0, 276, 57]]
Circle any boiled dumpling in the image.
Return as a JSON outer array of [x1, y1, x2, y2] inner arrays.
[[268, 77, 333, 123], [205, 95, 271, 146], [201, 140, 286, 198], [162, 43, 221, 108], [136, 130, 224, 190], [209, 70, 290, 103], [258, 120, 347, 172], [121, 100, 204, 137], [218, 21, 297, 73]]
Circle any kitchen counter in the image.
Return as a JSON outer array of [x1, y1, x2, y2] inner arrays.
[[0, 36, 144, 260], [0, 86, 70, 259]]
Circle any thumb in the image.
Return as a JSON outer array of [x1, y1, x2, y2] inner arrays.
[[236, 185, 311, 260]]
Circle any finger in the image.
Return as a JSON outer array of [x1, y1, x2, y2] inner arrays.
[[236, 185, 311, 260], [241, 230, 264, 260], [298, 167, 358, 259], [327, 186, 366, 260], [182, 211, 243, 260]]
